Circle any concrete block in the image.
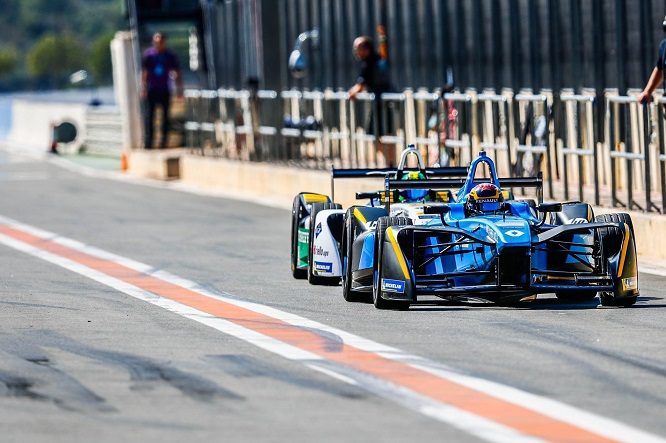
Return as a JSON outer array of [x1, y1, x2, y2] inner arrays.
[[128, 149, 185, 180], [179, 155, 388, 208]]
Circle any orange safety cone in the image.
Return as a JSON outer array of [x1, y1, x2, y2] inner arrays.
[[120, 150, 129, 172]]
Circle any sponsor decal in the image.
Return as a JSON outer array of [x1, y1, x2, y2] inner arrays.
[[315, 222, 322, 238], [505, 230, 524, 238], [314, 245, 329, 257], [622, 276, 638, 291], [381, 278, 406, 293], [314, 261, 333, 273], [568, 218, 589, 225], [496, 221, 524, 228], [298, 229, 308, 244]]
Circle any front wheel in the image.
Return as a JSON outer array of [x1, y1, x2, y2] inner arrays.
[[373, 216, 411, 310], [342, 215, 369, 302], [595, 213, 638, 307]]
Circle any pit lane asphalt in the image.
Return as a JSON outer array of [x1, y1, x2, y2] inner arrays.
[[0, 149, 664, 442]]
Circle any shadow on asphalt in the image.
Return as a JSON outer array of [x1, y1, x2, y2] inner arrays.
[[409, 296, 666, 311]]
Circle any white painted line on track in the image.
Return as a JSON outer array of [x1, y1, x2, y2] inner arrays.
[[0, 213, 663, 443]]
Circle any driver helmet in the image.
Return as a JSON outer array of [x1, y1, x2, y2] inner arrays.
[[466, 183, 503, 213], [400, 171, 428, 201]]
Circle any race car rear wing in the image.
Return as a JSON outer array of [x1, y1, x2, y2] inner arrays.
[[330, 166, 468, 201], [385, 173, 543, 211]]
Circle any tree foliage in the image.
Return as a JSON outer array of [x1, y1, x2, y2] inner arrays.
[[26, 34, 85, 86], [89, 32, 115, 84], [0, 49, 18, 78], [20, 0, 75, 36], [0, 0, 122, 88]]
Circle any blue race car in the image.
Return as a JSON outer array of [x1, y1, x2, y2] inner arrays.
[[342, 151, 639, 310]]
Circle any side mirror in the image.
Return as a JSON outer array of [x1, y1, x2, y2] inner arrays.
[[536, 202, 562, 213]]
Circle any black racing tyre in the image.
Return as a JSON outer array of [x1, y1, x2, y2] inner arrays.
[[373, 216, 411, 310], [595, 213, 638, 307], [291, 194, 307, 279], [342, 211, 369, 302], [555, 292, 598, 302], [308, 202, 343, 285]]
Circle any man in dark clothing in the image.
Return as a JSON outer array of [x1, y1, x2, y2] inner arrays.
[[141, 32, 183, 149], [640, 17, 666, 104], [349, 36, 394, 166], [349, 36, 391, 99]]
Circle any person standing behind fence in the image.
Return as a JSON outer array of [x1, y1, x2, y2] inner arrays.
[[348, 36, 395, 166], [141, 32, 183, 149], [639, 17, 666, 104]]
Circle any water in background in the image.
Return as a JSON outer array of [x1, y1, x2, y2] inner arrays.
[[0, 87, 116, 140]]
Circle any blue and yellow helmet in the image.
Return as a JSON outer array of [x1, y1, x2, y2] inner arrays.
[[466, 183, 503, 213]]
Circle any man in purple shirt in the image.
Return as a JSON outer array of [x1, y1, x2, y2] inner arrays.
[[141, 32, 183, 149]]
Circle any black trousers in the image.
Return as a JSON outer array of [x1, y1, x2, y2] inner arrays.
[[144, 89, 171, 149]]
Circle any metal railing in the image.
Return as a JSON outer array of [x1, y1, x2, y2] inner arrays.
[[477, 92, 512, 176], [513, 92, 552, 198], [606, 95, 657, 212], [558, 94, 597, 204], [182, 86, 666, 213]]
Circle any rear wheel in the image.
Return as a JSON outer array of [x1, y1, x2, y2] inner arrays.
[[308, 202, 343, 285], [290, 195, 307, 279], [595, 213, 637, 307], [373, 216, 411, 310]]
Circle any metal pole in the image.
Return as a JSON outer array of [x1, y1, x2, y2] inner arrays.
[[644, 103, 653, 212], [545, 98, 553, 199], [625, 102, 634, 210], [656, 101, 666, 213], [592, 0, 605, 207], [508, 0, 522, 90], [610, 101, 618, 207], [592, 97, 601, 206], [615, 0, 628, 94], [576, 102, 584, 201], [528, 1, 540, 91], [562, 101, 570, 201]]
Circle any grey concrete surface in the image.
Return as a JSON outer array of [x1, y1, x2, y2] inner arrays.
[[0, 149, 664, 442]]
